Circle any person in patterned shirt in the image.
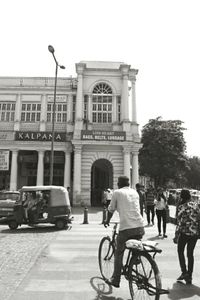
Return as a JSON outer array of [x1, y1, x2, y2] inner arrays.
[[174, 189, 200, 284]]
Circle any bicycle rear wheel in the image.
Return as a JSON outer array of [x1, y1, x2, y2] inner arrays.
[[128, 251, 162, 300], [98, 236, 115, 281]]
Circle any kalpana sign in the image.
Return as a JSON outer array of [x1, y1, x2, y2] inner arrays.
[[15, 131, 66, 142], [81, 130, 126, 141]]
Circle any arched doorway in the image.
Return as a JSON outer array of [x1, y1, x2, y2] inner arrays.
[[91, 159, 113, 207]]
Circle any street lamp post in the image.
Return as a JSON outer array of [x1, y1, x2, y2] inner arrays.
[[48, 45, 65, 185]]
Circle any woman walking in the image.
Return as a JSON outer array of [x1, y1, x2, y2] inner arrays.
[[154, 187, 168, 238], [174, 189, 200, 284]]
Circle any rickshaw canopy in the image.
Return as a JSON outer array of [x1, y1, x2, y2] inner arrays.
[[20, 185, 70, 207]]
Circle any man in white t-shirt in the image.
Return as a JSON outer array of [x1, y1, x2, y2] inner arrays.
[[104, 175, 145, 288]]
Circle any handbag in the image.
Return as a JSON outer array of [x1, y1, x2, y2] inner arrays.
[[173, 229, 179, 244], [173, 224, 180, 244]]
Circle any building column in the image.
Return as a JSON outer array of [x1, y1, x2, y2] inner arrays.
[[112, 95, 117, 123], [88, 95, 92, 124], [131, 76, 137, 123], [120, 64, 130, 122], [10, 150, 18, 191], [36, 150, 44, 186], [64, 151, 71, 188], [14, 94, 21, 131], [40, 94, 47, 131], [123, 148, 131, 179], [74, 63, 86, 132], [132, 151, 139, 188], [67, 94, 73, 123], [66, 94, 73, 132], [73, 145, 82, 204]]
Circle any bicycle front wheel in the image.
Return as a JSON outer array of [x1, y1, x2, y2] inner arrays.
[[128, 251, 162, 300], [98, 236, 115, 281]]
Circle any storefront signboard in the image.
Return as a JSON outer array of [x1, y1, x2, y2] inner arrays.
[[81, 130, 126, 141], [0, 150, 9, 171], [15, 131, 67, 142]]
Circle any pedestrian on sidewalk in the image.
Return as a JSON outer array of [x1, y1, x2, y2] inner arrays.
[[102, 188, 113, 208], [136, 183, 146, 216], [104, 175, 145, 288], [145, 185, 156, 226], [173, 189, 200, 285], [154, 187, 168, 238]]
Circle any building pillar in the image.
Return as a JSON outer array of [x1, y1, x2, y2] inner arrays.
[[132, 151, 139, 188], [123, 148, 131, 179], [112, 95, 117, 123], [88, 95, 92, 124], [74, 63, 86, 132], [64, 151, 71, 188], [73, 145, 82, 204], [131, 76, 137, 123], [67, 94, 73, 123], [120, 64, 130, 121], [36, 150, 44, 186], [10, 150, 18, 191], [40, 94, 47, 131], [14, 94, 21, 131]]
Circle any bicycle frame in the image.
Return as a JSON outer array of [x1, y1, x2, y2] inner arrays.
[[100, 222, 169, 297]]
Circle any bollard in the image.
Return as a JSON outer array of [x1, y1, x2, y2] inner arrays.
[[83, 206, 89, 224], [102, 206, 107, 224]]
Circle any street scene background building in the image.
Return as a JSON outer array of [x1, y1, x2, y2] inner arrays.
[[0, 61, 141, 207]]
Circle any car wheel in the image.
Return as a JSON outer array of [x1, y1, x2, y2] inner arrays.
[[8, 220, 18, 230], [55, 219, 65, 230]]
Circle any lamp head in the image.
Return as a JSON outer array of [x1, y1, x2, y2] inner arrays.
[[59, 65, 65, 69], [48, 45, 55, 54]]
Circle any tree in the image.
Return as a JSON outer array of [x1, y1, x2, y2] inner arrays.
[[185, 156, 200, 189], [139, 117, 188, 187]]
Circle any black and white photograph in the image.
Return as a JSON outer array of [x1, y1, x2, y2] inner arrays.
[[0, 0, 200, 299]]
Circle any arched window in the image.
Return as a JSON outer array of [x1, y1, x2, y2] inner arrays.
[[92, 83, 112, 123], [93, 83, 112, 95]]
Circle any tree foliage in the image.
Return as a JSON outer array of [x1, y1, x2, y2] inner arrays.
[[139, 117, 188, 187], [185, 156, 200, 189]]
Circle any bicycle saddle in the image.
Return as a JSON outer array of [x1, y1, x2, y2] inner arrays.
[[126, 239, 160, 252]]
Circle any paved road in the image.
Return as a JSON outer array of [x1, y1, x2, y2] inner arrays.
[[2, 207, 199, 300], [0, 224, 58, 300]]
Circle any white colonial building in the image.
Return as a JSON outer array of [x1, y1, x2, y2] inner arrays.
[[0, 61, 142, 206]]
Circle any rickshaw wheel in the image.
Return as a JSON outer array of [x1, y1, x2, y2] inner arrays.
[[55, 219, 66, 230], [8, 220, 18, 230]]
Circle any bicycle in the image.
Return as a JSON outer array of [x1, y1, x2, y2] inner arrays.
[[98, 222, 169, 300]]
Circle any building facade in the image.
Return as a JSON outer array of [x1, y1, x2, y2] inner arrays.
[[0, 61, 142, 206]]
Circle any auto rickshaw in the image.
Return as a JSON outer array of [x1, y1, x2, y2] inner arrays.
[[1, 185, 73, 230]]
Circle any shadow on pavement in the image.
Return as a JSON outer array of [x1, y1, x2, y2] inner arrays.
[[167, 281, 200, 299], [90, 276, 125, 300], [0, 224, 72, 234], [146, 235, 162, 241]]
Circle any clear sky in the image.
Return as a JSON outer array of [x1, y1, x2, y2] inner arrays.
[[1, 0, 199, 157]]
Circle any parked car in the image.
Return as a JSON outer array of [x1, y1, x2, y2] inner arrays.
[[0, 191, 20, 218], [0, 186, 73, 230]]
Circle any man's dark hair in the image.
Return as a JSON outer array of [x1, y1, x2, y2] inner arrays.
[[136, 183, 141, 189], [118, 176, 129, 188], [180, 189, 191, 204]]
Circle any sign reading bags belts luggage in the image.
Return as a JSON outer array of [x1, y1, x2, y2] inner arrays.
[[81, 130, 126, 141]]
